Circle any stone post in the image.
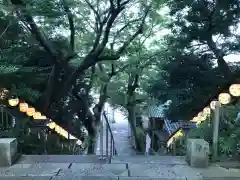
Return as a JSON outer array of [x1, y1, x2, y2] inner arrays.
[[212, 101, 221, 161], [0, 138, 19, 166], [186, 139, 209, 168]]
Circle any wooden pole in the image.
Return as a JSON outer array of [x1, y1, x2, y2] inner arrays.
[[212, 101, 221, 161]]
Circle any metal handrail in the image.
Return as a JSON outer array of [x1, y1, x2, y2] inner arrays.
[[98, 111, 117, 161], [103, 111, 117, 154]]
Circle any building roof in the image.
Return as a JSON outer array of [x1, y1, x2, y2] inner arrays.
[[148, 105, 164, 118], [163, 119, 196, 135]]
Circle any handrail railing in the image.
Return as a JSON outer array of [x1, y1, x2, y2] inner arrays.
[[98, 110, 117, 161]]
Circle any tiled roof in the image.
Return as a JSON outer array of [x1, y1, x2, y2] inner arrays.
[[148, 105, 164, 118], [163, 119, 196, 135]]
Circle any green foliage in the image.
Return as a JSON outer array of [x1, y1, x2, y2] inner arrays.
[[188, 117, 213, 143], [147, 0, 240, 120], [177, 105, 240, 158]]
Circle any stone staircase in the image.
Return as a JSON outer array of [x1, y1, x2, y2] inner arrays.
[[1, 155, 240, 180]]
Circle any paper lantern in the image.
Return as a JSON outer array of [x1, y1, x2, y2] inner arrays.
[[0, 88, 9, 100], [19, 103, 28, 112], [47, 121, 56, 129], [210, 101, 218, 110], [203, 107, 211, 115], [39, 115, 47, 120], [26, 107, 35, 116], [55, 125, 60, 133], [192, 116, 200, 122], [33, 112, 42, 120], [218, 93, 231, 105], [8, 96, 19, 106], [76, 140, 82, 145], [198, 112, 203, 117], [229, 84, 240, 97]]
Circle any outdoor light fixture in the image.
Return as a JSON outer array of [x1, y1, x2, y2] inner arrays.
[[33, 112, 42, 120], [218, 93, 231, 105], [40, 115, 47, 119], [192, 116, 200, 122], [229, 84, 240, 97], [47, 121, 56, 129], [210, 101, 218, 110], [19, 102, 28, 112], [203, 107, 211, 115], [0, 88, 9, 100], [198, 112, 203, 117], [26, 107, 35, 116], [8, 96, 19, 107], [51, 124, 79, 140]]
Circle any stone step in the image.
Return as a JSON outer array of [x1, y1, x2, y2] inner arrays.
[[16, 155, 109, 164], [0, 177, 52, 180], [57, 163, 128, 177], [0, 163, 69, 177], [0, 163, 128, 177], [0, 177, 238, 180], [52, 176, 187, 180], [127, 163, 202, 179], [111, 155, 187, 165]]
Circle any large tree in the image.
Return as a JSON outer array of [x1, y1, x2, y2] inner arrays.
[[147, 0, 240, 120], [1, 0, 168, 153], [167, 0, 240, 79]]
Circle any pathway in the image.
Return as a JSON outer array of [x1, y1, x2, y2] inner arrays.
[[1, 155, 240, 179], [96, 114, 136, 156], [111, 118, 136, 155]]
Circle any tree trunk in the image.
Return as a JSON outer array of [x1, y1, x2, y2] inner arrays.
[[38, 65, 61, 111], [126, 89, 144, 152], [126, 73, 144, 152], [127, 104, 145, 152], [87, 119, 100, 154], [87, 84, 108, 154]]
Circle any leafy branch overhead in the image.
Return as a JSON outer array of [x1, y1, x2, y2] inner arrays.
[[5, 0, 152, 110]]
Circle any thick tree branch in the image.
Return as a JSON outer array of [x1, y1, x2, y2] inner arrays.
[[88, 65, 95, 92], [50, 2, 149, 105], [62, 0, 75, 52], [94, 8, 123, 56], [13, 7, 58, 62], [98, 5, 150, 61]]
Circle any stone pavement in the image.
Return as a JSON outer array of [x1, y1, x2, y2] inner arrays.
[[1, 155, 240, 179], [96, 116, 136, 156], [111, 120, 136, 155]]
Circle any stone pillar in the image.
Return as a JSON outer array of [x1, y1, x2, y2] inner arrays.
[[186, 139, 209, 168], [0, 138, 18, 166]]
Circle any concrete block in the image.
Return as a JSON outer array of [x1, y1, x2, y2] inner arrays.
[[186, 139, 209, 168], [0, 138, 18, 166]]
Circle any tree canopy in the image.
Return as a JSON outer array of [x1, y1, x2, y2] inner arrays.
[[1, 0, 240, 153]]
